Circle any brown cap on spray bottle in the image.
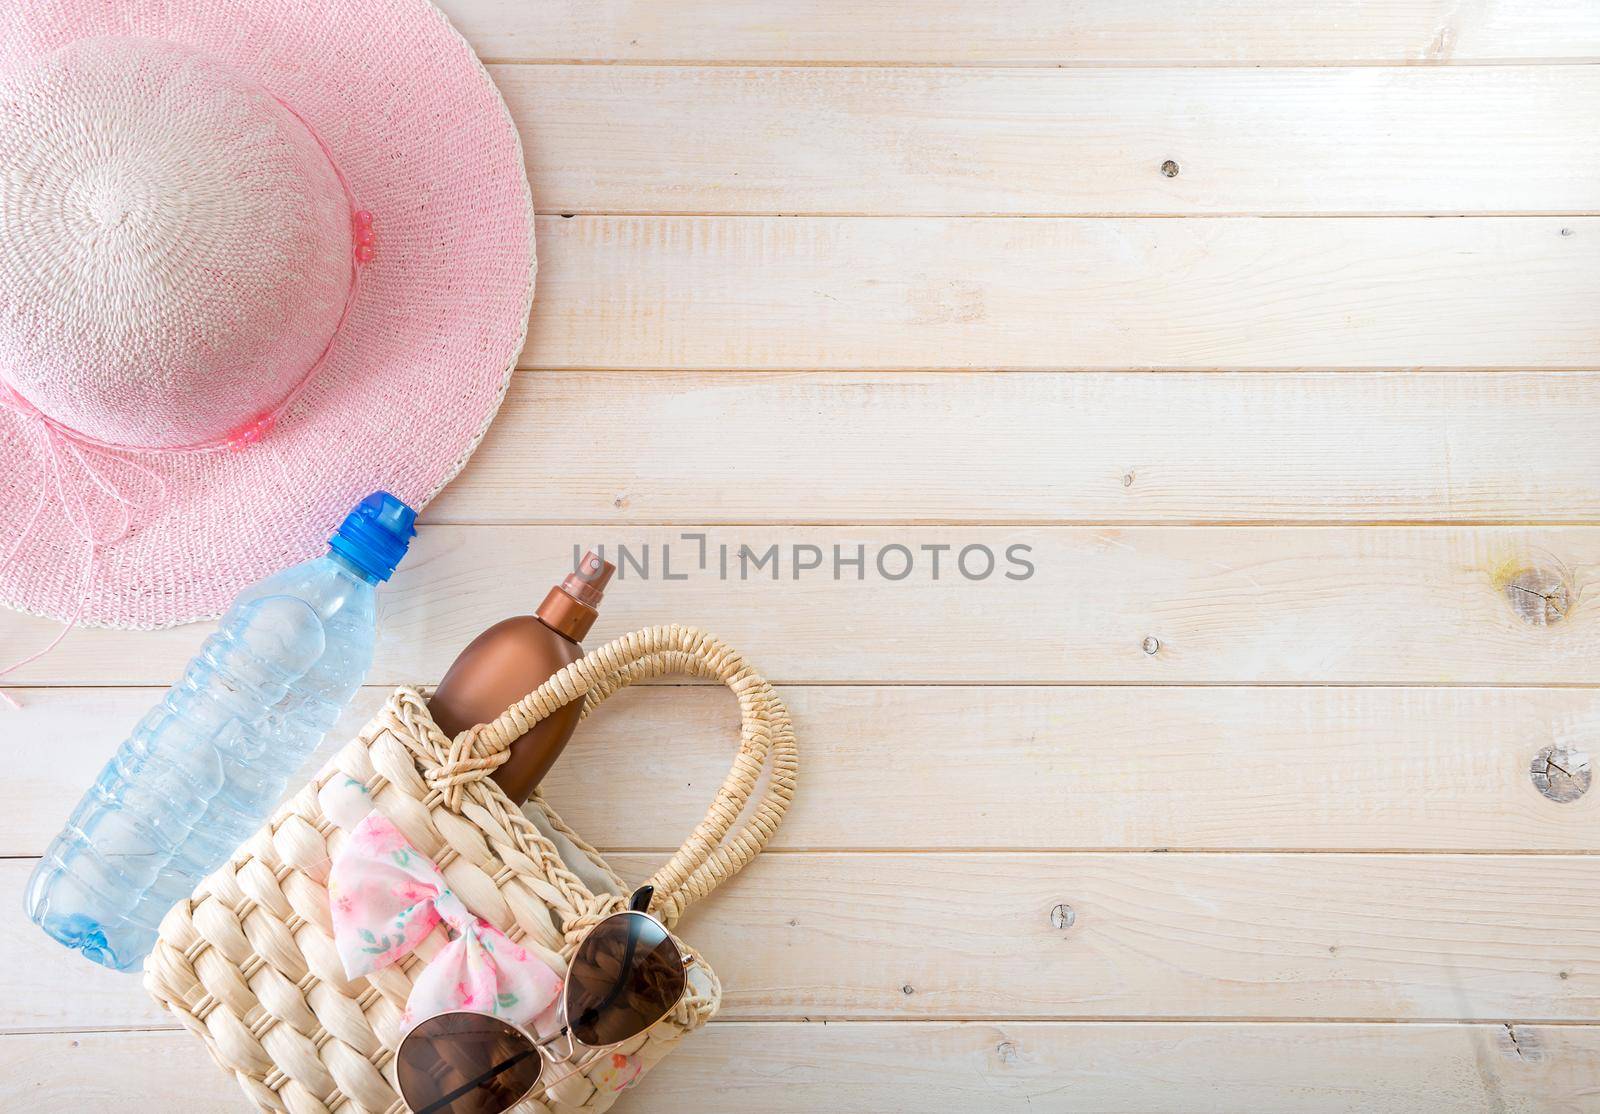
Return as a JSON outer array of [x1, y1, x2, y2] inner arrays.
[[428, 551, 616, 804], [534, 552, 611, 640]]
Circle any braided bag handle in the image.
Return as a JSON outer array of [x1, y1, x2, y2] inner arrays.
[[431, 624, 796, 929]]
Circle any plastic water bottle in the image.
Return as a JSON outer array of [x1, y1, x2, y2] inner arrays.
[[24, 492, 417, 971]]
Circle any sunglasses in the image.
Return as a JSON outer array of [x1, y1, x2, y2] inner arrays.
[[393, 886, 690, 1114]]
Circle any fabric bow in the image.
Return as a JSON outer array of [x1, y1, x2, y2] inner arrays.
[[329, 811, 562, 1028]]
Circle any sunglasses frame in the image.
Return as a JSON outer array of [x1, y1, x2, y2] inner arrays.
[[395, 886, 694, 1114]]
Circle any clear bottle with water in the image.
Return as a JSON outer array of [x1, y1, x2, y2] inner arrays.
[[25, 492, 416, 971]]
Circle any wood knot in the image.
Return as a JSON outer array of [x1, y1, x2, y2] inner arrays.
[[1160, 160, 1180, 177], [1500, 1023, 1545, 1063], [1050, 903, 1077, 931], [1500, 565, 1571, 626], [1531, 744, 1590, 802]]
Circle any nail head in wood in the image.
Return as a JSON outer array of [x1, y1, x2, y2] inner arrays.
[[1531, 744, 1590, 802]]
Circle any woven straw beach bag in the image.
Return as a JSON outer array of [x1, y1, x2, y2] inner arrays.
[[143, 625, 798, 1113]]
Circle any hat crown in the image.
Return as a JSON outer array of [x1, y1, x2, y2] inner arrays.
[[0, 36, 352, 449]]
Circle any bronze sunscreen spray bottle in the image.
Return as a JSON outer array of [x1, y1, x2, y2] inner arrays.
[[428, 551, 616, 803]]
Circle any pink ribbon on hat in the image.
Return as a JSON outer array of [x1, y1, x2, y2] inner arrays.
[[0, 385, 168, 708], [329, 812, 563, 1029], [0, 91, 371, 708]]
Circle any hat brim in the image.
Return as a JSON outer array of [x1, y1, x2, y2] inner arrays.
[[0, 0, 535, 628]]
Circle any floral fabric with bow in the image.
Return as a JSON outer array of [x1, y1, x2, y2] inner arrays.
[[329, 811, 562, 1028]]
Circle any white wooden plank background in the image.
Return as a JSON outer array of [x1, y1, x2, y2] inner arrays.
[[498, 65, 1600, 214], [5, 2, 1597, 1111], [6, 526, 1598, 685], [11, 685, 1599, 855], [522, 217, 1600, 369], [10, 1023, 1600, 1113], [10, 849, 1600, 1029], [436, 0, 1600, 65], [425, 372, 1600, 524]]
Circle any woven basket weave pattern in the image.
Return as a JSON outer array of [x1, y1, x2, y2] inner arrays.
[[144, 625, 798, 1113]]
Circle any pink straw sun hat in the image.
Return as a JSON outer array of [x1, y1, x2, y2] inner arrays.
[[0, 2, 535, 635]]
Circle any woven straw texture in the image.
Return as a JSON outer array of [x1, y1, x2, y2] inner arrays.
[[144, 626, 798, 1114], [0, 37, 353, 450], [0, 0, 536, 629]]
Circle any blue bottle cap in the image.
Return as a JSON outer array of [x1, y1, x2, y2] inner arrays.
[[328, 492, 417, 582]]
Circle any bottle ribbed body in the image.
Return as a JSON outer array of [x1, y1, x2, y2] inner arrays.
[[24, 553, 377, 971]]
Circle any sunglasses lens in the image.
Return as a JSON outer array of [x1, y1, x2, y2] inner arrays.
[[395, 1012, 542, 1114], [566, 911, 687, 1047]]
